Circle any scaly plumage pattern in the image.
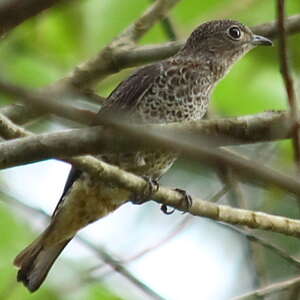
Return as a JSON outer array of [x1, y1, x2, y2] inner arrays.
[[14, 19, 272, 292]]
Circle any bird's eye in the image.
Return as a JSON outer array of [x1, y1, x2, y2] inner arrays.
[[227, 26, 242, 40]]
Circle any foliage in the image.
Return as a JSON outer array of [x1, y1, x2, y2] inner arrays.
[[1, 0, 300, 300]]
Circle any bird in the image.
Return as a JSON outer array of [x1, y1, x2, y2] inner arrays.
[[14, 19, 272, 292]]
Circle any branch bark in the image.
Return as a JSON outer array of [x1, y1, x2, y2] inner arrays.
[[63, 0, 181, 88], [0, 0, 71, 37], [0, 111, 300, 198], [2, 14, 300, 127], [63, 14, 300, 89], [3, 190, 166, 300], [277, 1, 300, 173], [234, 276, 300, 300], [2, 110, 300, 240]]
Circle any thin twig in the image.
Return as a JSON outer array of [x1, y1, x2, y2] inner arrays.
[[277, 0, 300, 174], [149, 0, 178, 40], [159, 17, 177, 40], [90, 187, 229, 276], [0, 112, 28, 139], [0, 78, 95, 124], [221, 223, 300, 269], [233, 276, 300, 300], [78, 236, 167, 300], [64, 0, 181, 88], [63, 14, 300, 89], [219, 169, 268, 291], [3, 191, 166, 300]]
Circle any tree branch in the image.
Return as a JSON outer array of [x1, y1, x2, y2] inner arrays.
[[233, 276, 300, 300], [0, 111, 300, 199], [3, 190, 165, 300], [3, 14, 300, 126], [0, 0, 71, 37], [2, 110, 300, 240], [0, 75, 292, 148], [0, 78, 95, 124], [63, 0, 181, 88], [277, 1, 300, 173], [63, 14, 300, 89], [221, 223, 300, 269], [0, 74, 292, 145], [63, 155, 300, 238]]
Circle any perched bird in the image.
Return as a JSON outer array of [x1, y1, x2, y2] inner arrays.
[[14, 19, 272, 292]]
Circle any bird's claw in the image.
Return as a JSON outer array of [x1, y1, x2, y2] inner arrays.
[[160, 188, 192, 215], [175, 188, 193, 212], [160, 204, 175, 215], [131, 176, 159, 205]]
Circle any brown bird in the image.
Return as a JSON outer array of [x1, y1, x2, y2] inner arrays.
[[14, 19, 272, 292]]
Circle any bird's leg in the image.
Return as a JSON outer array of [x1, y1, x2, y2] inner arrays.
[[131, 176, 159, 205], [160, 188, 193, 215]]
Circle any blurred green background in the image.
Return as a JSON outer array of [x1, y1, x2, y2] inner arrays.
[[0, 0, 300, 299]]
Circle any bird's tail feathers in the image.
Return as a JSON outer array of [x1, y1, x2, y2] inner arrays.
[[14, 233, 72, 292]]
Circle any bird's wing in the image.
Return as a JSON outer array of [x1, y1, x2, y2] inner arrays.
[[98, 63, 160, 118], [52, 63, 160, 217], [52, 167, 82, 217]]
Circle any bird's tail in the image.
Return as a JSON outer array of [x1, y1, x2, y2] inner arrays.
[[14, 233, 72, 292]]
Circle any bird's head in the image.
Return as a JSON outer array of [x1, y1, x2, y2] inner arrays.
[[181, 19, 272, 62]]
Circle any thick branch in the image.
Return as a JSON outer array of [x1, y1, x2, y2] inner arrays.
[[0, 75, 292, 145], [0, 111, 291, 164], [0, 0, 71, 37], [2, 110, 300, 238], [69, 155, 300, 238], [0, 112, 300, 198]]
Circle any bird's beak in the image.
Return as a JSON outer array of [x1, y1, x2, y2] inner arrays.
[[251, 34, 273, 46]]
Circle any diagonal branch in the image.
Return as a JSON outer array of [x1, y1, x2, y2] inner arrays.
[[1, 110, 300, 199], [0, 0, 72, 37], [3, 14, 300, 126], [0, 78, 95, 124], [64, 0, 181, 88], [117, 0, 180, 43], [0, 75, 292, 145], [65, 14, 300, 88], [233, 276, 300, 300], [4, 191, 165, 300], [2, 111, 300, 239], [149, 0, 178, 41], [221, 223, 300, 269]]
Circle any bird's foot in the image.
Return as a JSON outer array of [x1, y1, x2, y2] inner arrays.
[[131, 176, 159, 205], [160, 188, 193, 215], [176, 188, 193, 211]]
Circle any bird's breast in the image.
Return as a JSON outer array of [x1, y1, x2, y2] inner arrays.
[[138, 65, 211, 123]]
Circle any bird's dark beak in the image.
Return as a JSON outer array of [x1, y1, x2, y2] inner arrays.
[[251, 34, 273, 46]]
